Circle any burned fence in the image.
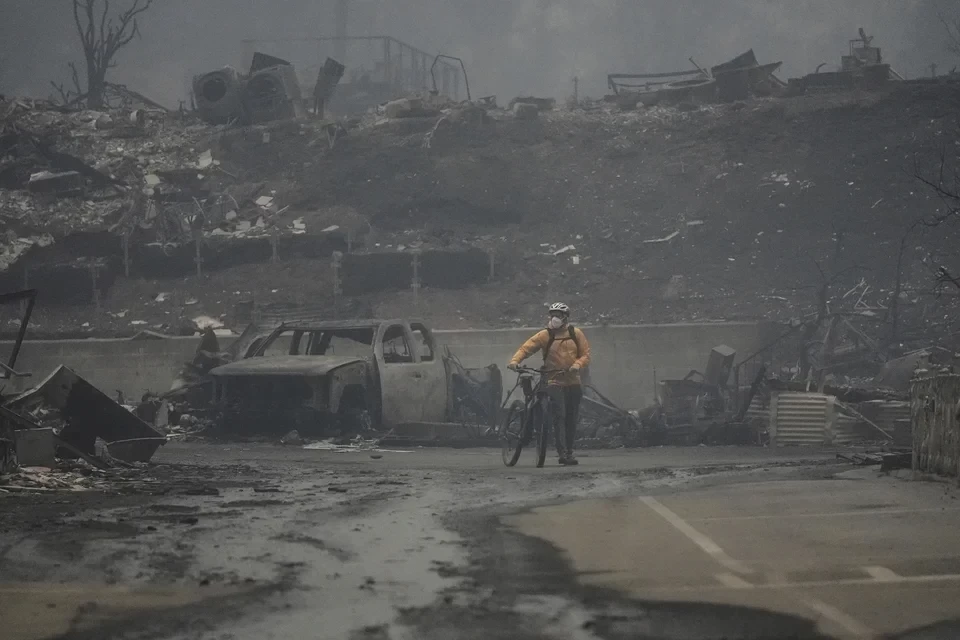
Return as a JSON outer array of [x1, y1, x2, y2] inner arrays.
[[0, 234, 498, 307], [911, 374, 960, 479]]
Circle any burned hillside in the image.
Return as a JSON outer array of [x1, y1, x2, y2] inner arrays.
[[1, 82, 960, 347]]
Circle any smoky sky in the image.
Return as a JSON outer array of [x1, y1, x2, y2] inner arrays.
[[0, 0, 953, 106]]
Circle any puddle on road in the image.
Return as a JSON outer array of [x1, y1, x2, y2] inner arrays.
[[0, 582, 250, 640]]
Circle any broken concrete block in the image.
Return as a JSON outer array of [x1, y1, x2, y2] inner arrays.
[[281, 430, 304, 446], [27, 171, 83, 194], [513, 102, 540, 120], [510, 97, 556, 112], [14, 428, 56, 467], [384, 98, 420, 119]]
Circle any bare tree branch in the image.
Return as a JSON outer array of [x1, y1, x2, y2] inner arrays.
[[938, 9, 960, 58], [65, 0, 153, 109]]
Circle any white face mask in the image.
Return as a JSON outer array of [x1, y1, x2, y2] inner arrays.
[[548, 316, 564, 330]]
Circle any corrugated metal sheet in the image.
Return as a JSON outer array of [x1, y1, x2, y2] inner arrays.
[[772, 392, 829, 446], [834, 414, 859, 445], [865, 400, 911, 445], [745, 394, 770, 424]]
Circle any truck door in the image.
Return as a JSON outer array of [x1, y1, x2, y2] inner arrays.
[[376, 323, 432, 425], [409, 323, 447, 423]]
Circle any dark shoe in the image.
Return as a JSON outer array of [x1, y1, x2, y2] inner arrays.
[[558, 456, 570, 465], [564, 456, 579, 466]]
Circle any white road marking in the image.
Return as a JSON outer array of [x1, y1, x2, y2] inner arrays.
[[687, 506, 960, 522], [640, 572, 960, 593], [800, 595, 876, 639], [714, 573, 753, 589], [863, 566, 900, 582], [639, 497, 876, 637], [638, 496, 752, 575]]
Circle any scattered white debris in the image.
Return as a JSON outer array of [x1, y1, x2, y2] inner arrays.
[[198, 150, 213, 169], [553, 245, 576, 256], [321, 225, 340, 233], [572, 255, 581, 265], [144, 174, 161, 186], [292, 218, 306, 232], [155, 292, 169, 302], [185, 298, 198, 305], [255, 196, 274, 208], [225, 210, 237, 221], [130, 320, 147, 325], [193, 315, 224, 330], [686, 220, 704, 227], [643, 231, 679, 244], [303, 439, 412, 453]]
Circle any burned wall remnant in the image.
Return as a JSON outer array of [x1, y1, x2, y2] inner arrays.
[[341, 249, 492, 295], [911, 374, 960, 478]]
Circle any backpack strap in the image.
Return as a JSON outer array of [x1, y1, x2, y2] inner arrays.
[[542, 325, 580, 362]]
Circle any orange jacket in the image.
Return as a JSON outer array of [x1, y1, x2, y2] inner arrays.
[[509, 325, 591, 386]]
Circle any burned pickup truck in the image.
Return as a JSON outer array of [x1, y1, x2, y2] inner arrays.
[[209, 319, 500, 436]]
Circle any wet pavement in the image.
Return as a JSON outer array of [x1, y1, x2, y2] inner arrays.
[[2, 443, 958, 639], [506, 469, 960, 638]]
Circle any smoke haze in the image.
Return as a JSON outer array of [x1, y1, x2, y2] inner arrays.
[[0, 0, 952, 106]]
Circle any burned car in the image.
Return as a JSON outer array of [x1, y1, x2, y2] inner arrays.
[[209, 319, 500, 436]]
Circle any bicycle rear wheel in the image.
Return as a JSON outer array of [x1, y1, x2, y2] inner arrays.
[[535, 400, 550, 468], [500, 400, 525, 467]]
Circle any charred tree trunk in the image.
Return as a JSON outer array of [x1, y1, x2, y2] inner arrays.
[[86, 62, 106, 109], [69, 0, 152, 110]]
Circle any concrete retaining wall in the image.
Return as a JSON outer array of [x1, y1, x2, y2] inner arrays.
[[0, 322, 779, 408]]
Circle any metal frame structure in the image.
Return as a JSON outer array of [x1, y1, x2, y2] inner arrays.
[[240, 36, 463, 103]]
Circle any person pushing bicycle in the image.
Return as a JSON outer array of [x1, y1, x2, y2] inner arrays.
[[507, 302, 591, 466]]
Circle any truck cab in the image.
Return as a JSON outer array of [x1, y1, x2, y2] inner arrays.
[[210, 319, 450, 434]]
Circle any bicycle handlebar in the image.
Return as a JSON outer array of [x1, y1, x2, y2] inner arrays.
[[512, 366, 567, 375]]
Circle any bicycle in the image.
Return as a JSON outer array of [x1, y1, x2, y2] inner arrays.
[[499, 367, 565, 468]]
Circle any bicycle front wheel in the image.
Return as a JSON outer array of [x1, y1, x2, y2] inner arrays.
[[501, 400, 525, 467], [535, 400, 550, 468]]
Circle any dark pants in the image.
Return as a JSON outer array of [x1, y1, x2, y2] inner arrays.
[[547, 385, 583, 457]]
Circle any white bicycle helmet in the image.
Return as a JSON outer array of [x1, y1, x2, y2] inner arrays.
[[548, 302, 570, 315]]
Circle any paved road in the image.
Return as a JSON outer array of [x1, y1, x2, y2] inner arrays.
[[3, 443, 958, 639], [507, 468, 960, 639]]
